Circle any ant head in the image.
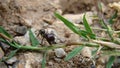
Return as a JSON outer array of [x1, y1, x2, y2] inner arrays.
[[39, 29, 45, 35]]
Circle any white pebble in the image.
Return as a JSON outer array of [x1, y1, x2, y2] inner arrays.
[[54, 48, 66, 58]]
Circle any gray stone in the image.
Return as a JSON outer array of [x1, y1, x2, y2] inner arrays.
[[15, 26, 27, 35], [54, 48, 66, 58], [6, 56, 17, 64]]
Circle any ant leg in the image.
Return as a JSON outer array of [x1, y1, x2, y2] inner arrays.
[[34, 30, 40, 37], [40, 37, 44, 46]]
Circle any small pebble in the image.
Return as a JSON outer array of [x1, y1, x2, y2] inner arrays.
[[48, 61, 53, 66], [15, 26, 27, 35], [6, 56, 17, 64], [54, 58, 62, 62], [0, 42, 10, 53], [81, 47, 92, 58], [54, 48, 66, 58], [14, 36, 28, 45]]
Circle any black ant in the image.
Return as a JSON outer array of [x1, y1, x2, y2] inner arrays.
[[37, 29, 56, 45]]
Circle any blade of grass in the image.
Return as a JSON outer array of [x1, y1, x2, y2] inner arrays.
[[55, 12, 96, 39], [55, 13, 87, 38], [98, 2, 102, 11], [0, 38, 19, 48], [99, 19, 106, 28], [92, 48, 98, 56], [55, 12, 79, 34], [64, 46, 84, 61], [0, 49, 19, 62], [106, 56, 115, 68], [83, 14, 93, 34], [114, 38, 120, 45], [83, 14, 96, 39], [0, 26, 12, 39], [101, 20, 114, 41], [42, 51, 47, 68], [107, 25, 114, 41], [29, 29, 39, 47], [108, 11, 118, 24], [80, 30, 96, 39]]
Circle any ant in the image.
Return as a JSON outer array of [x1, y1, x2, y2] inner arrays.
[[37, 29, 56, 45]]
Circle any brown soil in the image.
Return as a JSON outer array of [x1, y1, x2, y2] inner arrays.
[[0, 0, 120, 68]]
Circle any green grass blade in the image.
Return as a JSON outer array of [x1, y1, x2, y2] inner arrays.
[[0, 26, 12, 38], [92, 48, 98, 56], [29, 29, 39, 47], [1, 49, 19, 61], [83, 14, 96, 39], [106, 56, 115, 68], [108, 11, 118, 24], [79, 30, 88, 38], [64, 46, 84, 61], [80, 30, 96, 39], [83, 14, 93, 34], [42, 51, 47, 68], [99, 20, 106, 28], [98, 2, 102, 11], [6, 49, 19, 60], [0, 38, 19, 48], [114, 38, 120, 45], [55, 12, 91, 39], [107, 25, 114, 41], [55, 12, 96, 39], [101, 20, 114, 41], [54, 12, 81, 35]]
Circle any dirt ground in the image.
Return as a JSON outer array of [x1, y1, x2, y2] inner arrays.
[[0, 0, 120, 68]]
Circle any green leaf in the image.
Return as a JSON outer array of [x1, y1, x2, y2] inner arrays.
[[99, 20, 106, 28], [1, 49, 19, 61], [6, 49, 19, 60], [29, 29, 39, 47], [100, 20, 114, 41], [98, 2, 102, 11], [0, 26, 12, 38], [55, 12, 96, 39], [83, 14, 93, 34], [55, 13, 81, 35], [64, 46, 84, 61], [0, 38, 19, 48], [55, 12, 90, 39], [106, 56, 115, 68], [92, 48, 98, 56], [79, 30, 88, 38], [107, 25, 114, 41], [42, 51, 47, 68], [108, 11, 118, 24], [114, 38, 120, 45], [83, 14, 96, 39]]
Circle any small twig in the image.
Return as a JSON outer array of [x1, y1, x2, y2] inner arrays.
[[76, 24, 120, 34], [16, 44, 66, 51], [92, 40, 120, 49], [0, 33, 12, 42], [97, 45, 103, 55], [66, 41, 99, 47], [114, 31, 120, 34]]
